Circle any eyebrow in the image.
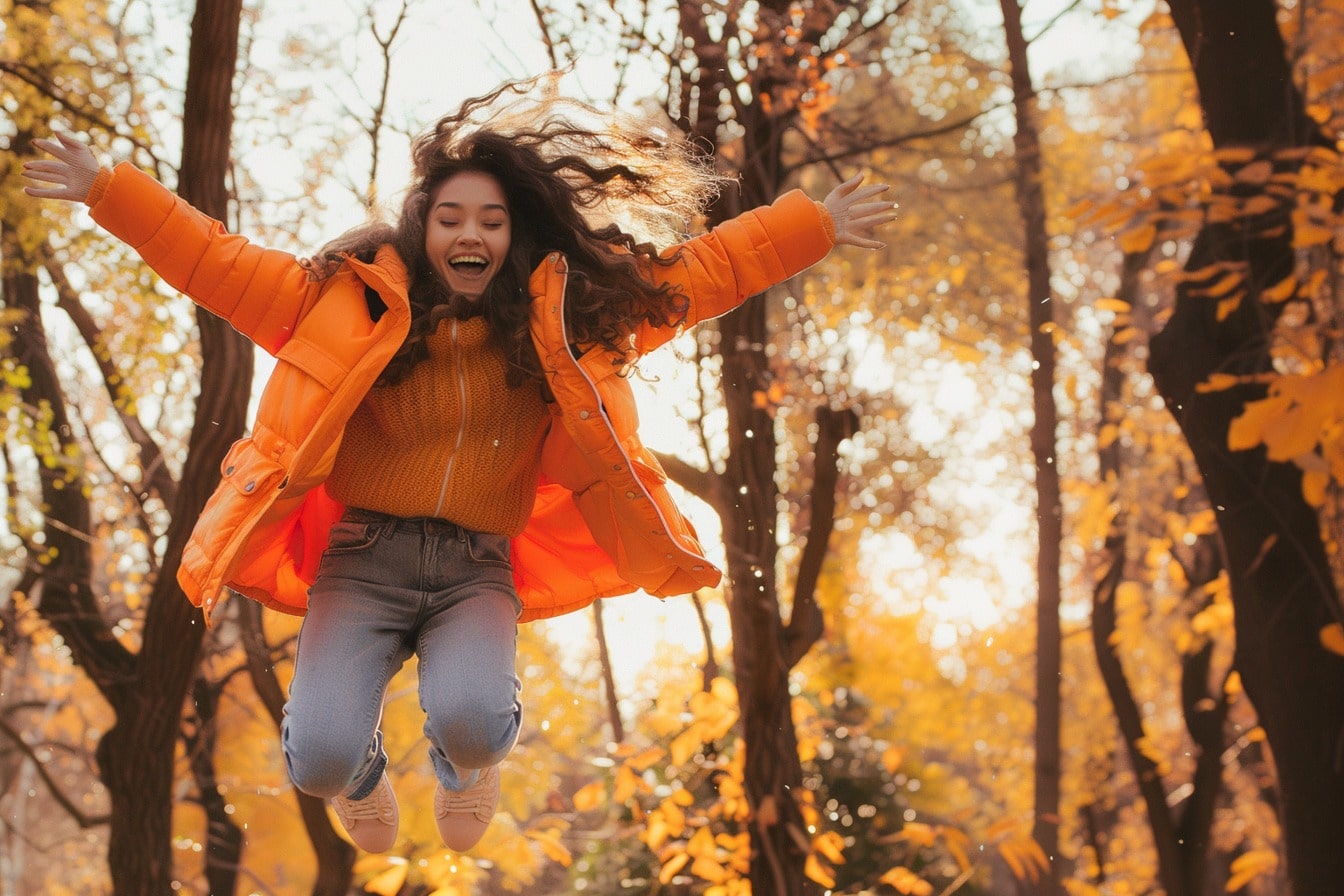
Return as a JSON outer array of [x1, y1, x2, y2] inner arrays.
[[433, 201, 509, 214]]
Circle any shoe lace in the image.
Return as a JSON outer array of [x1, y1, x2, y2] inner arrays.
[[438, 769, 496, 815], [336, 787, 393, 822]]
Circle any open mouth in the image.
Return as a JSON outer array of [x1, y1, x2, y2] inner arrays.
[[450, 255, 490, 275]]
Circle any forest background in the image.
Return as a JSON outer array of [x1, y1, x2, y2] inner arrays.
[[3, 0, 1344, 894]]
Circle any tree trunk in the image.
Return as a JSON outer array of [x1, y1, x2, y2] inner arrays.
[[1148, 2, 1344, 891], [998, 2, 1063, 890], [238, 601, 356, 896], [94, 1, 251, 892]]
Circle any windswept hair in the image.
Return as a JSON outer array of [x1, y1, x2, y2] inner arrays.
[[316, 77, 729, 388]]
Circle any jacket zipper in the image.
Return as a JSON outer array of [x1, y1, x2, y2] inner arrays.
[[433, 318, 468, 517], [553, 262, 682, 551]]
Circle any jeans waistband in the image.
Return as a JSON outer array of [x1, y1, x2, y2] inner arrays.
[[342, 506, 470, 537]]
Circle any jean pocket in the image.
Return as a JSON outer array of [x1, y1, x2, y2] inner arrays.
[[323, 519, 382, 556], [464, 531, 512, 569]]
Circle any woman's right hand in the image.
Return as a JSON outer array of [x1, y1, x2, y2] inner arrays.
[[22, 132, 102, 203]]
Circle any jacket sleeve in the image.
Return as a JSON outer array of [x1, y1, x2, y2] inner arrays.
[[84, 163, 320, 356], [632, 189, 836, 354]]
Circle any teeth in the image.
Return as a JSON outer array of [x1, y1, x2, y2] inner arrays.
[[451, 255, 488, 266]]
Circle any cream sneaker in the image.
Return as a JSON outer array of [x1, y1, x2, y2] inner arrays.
[[332, 772, 399, 852], [434, 764, 500, 851]]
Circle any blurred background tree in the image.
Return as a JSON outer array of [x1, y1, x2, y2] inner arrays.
[[4, 0, 1343, 894]]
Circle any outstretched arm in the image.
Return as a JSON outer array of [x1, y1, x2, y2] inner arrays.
[[21, 132, 102, 202], [22, 131, 323, 355], [822, 174, 896, 250]]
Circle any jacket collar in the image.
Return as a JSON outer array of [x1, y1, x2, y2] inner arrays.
[[344, 245, 412, 316]]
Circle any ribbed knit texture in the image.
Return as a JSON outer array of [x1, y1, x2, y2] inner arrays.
[[327, 316, 550, 536]]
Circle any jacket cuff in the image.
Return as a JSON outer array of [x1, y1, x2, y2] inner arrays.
[[814, 200, 836, 244], [83, 166, 114, 208]]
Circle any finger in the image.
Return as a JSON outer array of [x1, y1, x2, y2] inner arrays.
[[30, 137, 63, 157], [849, 199, 896, 214], [21, 166, 69, 186], [22, 184, 74, 199], [845, 211, 896, 232], [845, 186, 890, 205], [839, 235, 886, 250]]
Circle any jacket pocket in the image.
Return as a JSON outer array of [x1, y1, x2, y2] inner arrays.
[[219, 439, 287, 497]]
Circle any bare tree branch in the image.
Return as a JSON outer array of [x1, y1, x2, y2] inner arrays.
[[39, 243, 179, 508], [783, 405, 857, 668], [0, 716, 110, 828]]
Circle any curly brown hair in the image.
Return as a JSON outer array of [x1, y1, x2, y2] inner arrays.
[[317, 79, 728, 388]]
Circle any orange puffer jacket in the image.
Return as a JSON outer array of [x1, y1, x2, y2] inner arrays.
[[85, 162, 834, 622]]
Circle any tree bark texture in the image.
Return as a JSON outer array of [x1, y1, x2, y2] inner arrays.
[[238, 601, 356, 896], [93, 1, 252, 892], [668, 1, 843, 890], [997, 1, 1063, 890], [1148, 2, 1344, 891]]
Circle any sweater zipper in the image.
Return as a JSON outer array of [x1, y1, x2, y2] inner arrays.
[[433, 318, 468, 518]]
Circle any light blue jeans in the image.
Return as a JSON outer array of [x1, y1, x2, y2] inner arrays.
[[281, 507, 522, 800]]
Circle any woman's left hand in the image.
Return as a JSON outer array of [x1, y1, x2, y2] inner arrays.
[[823, 174, 897, 250]]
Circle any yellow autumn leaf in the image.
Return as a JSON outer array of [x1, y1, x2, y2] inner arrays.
[[1196, 372, 1241, 393], [1318, 623, 1344, 657], [1228, 395, 1291, 451], [942, 826, 972, 871], [658, 852, 690, 884], [1226, 847, 1278, 891], [881, 866, 934, 895], [895, 821, 937, 847], [572, 781, 605, 812], [1095, 297, 1132, 314], [999, 837, 1051, 883], [1118, 222, 1157, 254], [528, 828, 573, 866], [803, 854, 836, 888], [1216, 295, 1241, 321], [1293, 223, 1334, 248], [1261, 276, 1297, 303], [1111, 326, 1139, 344], [363, 862, 409, 896], [354, 855, 396, 875], [691, 854, 728, 884], [1302, 468, 1329, 507], [613, 764, 643, 803], [626, 745, 666, 771], [644, 814, 671, 850], [1239, 195, 1278, 216], [1201, 271, 1245, 298], [881, 744, 906, 774], [671, 727, 706, 766], [1234, 160, 1273, 184], [999, 841, 1026, 879], [812, 830, 846, 864]]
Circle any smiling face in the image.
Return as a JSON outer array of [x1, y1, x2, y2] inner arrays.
[[424, 171, 512, 299]]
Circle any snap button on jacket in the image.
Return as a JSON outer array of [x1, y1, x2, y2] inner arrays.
[[86, 162, 834, 622]]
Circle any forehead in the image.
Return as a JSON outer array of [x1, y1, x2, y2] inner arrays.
[[431, 171, 508, 209]]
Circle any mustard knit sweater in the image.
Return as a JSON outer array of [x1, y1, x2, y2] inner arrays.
[[326, 316, 551, 536]]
